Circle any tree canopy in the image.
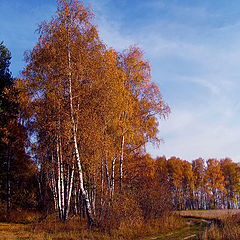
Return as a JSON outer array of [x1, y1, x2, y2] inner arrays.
[[15, 0, 169, 224]]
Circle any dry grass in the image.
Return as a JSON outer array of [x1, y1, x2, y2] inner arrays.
[[0, 219, 106, 240], [178, 210, 240, 239], [179, 209, 240, 220], [110, 213, 186, 239], [201, 213, 240, 240], [0, 208, 42, 223], [0, 212, 186, 240]]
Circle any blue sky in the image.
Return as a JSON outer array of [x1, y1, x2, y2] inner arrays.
[[1, 0, 240, 161]]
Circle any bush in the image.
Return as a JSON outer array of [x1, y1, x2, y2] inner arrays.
[[0, 208, 41, 223], [98, 192, 143, 231]]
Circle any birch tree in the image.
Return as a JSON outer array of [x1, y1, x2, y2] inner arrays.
[[205, 159, 225, 209], [16, 0, 105, 224], [221, 158, 240, 208], [192, 158, 206, 209], [15, 0, 170, 224], [16, 0, 127, 224], [117, 46, 170, 191]]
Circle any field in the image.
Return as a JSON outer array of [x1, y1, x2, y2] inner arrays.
[[0, 211, 192, 240], [178, 209, 240, 240], [143, 218, 209, 240], [1, 210, 240, 240], [144, 209, 240, 240], [0, 221, 107, 240], [0, 213, 185, 240], [179, 209, 240, 220]]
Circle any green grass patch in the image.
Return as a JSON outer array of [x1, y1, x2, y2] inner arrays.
[[143, 218, 209, 240]]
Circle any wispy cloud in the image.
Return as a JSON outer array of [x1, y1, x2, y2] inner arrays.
[[87, 0, 240, 161], [1, 0, 240, 161], [153, 109, 240, 161]]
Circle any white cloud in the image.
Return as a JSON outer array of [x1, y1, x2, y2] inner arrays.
[[150, 110, 240, 162], [96, 17, 134, 50], [89, 1, 240, 162]]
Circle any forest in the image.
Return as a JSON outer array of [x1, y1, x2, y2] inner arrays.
[[1, 0, 240, 240]]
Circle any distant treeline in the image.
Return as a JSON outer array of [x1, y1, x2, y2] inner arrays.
[[154, 156, 240, 210]]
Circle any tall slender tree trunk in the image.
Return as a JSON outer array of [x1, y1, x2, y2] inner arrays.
[[110, 155, 116, 198], [73, 127, 94, 225], [49, 154, 58, 211], [64, 164, 74, 220], [50, 175, 58, 210], [73, 184, 78, 216], [119, 135, 124, 192], [56, 138, 63, 220], [99, 159, 104, 222], [105, 160, 110, 188], [68, 42, 95, 226], [91, 176, 96, 215], [59, 138, 65, 219]]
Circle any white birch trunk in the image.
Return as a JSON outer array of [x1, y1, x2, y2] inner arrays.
[[56, 137, 65, 220], [64, 164, 74, 220], [64, 165, 69, 218], [51, 175, 58, 210], [59, 138, 65, 219], [119, 135, 125, 192], [110, 155, 116, 198], [68, 42, 95, 226], [56, 140, 62, 219], [105, 160, 110, 189], [51, 154, 58, 210]]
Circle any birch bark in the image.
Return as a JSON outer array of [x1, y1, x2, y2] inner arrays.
[[56, 138, 63, 220], [68, 42, 95, 226], [119, 135, 125, 192], [110, 155, 116, 198], [59, 138, 65, 219], [64, 164, 74, 220]]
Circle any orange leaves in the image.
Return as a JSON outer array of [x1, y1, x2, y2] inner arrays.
[[13, 0, 172, 222], [124, 153, 240, 212], [115, 46, 170, 155], [205, 159, 225, 191]]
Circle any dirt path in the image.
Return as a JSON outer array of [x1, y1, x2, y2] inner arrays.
[[144, 218, 210, 240]]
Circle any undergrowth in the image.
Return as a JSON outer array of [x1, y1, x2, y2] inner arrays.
[[0, 211, 186, 240], [201, 213, 240, 240]]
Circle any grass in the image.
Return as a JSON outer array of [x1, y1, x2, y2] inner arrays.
[[0, 222, 28, 240], [143, 218, 209, 240], [178, 209, 240, 220], [0, 212, 186, 240], [5, 209, 240, 240], [143, 209, 240, 240], [178, 210, 240, 240], [0, 220, 109, 240], [200, 213, 240, 240]]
